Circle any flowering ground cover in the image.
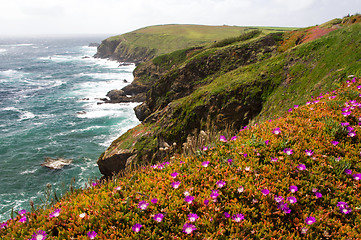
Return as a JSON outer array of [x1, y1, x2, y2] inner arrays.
[[1, 78, 361, 239]]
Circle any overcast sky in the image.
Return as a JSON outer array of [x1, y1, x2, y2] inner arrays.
[[0, 0, 360, 37]]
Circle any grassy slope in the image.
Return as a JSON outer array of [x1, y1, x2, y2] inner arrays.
[[165, 20, 361, 137], [105, 24, 292, 57], [100, 17, 361, 167], [2, 78, 361, 239]]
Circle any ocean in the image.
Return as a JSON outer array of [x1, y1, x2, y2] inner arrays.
[[0, 36, 140, 222]]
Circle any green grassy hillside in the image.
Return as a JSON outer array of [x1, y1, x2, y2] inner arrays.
[[2, 77, 361, 239], [97, 15, 361, 174], [94, 24, 292, 63]]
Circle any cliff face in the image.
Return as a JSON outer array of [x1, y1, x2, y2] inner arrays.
[[94, 38, 156, 64], [97, 16, 361, 178]]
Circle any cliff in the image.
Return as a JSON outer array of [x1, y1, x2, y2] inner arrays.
[[93, 24, 289, 64], [97, 15, 361, 177]]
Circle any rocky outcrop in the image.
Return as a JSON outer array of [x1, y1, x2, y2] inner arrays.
[[97, 33, 283, 177], [94, 38, 156, 64], [135, 33, 281, 121], [98, 149, 134, 176]]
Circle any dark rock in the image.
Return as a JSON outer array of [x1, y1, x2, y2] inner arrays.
[[88, 43, 100, 47], [97, 149, 133, 177], [134, 103, 152, 121]]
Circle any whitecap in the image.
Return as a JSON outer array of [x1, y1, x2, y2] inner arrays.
[[20, 168, 37, 175], [2, 106, 19, 111], [77, 102, 140, 119], [19, 111, 35, 121], [0, 48, 6, 54]]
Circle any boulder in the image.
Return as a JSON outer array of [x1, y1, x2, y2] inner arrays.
[[41, 157, 72, 170], [97, 149, 134, 177]]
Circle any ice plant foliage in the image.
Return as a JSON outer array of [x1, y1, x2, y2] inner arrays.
[[2, 78, 361, 239]]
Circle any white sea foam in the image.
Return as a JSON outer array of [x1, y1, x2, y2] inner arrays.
[[19, 111, 35, 121], [2, 106, 19, 111], [0, 48, 6, 54], [77, 102, 140, 119], [20, 168, 37, 175]]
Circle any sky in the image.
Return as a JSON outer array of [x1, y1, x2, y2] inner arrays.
[[0, 0, 360, 37]]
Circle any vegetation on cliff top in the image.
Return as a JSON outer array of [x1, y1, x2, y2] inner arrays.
[[1, 77, 361, 239], [94, 24, 293, 63]]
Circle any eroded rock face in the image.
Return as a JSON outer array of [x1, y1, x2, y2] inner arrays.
[[97, 149, 134, 177]]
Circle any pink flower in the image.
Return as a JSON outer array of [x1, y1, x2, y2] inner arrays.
[[171, 181, 181, 189], [49, 208, 61, 218], [132, 223, 142, 233], [272, 128, 281, 135], [219, 136, 227, 142], [237, 186, 244, 193], [261, 189, 269, 196], [354, 173, 361, 180], [19, 215, 27, 223], [184, 195, 195, 204], [297, 164, 307, 171], [274, 195, 284, 203], [305, 149, 313, 156], [153, 213, 164, 222], [232, 213, 245, 222], [271, 157, 278, 162], [171, 172, 178, 178], [87, 231, 97, 239], [216, 180, 226, 188], [188, 213, 199, 222], [183, 223, 196, 234], [138, 201, 149, 210], [31, 230, 47, 240], [289, 185, 298, 193], [283, 148, 293, 155], [315, 192, 322, 198], [287, 196, 297, 204], [305, 216, 316, 225], [202, 161, 210, 167]]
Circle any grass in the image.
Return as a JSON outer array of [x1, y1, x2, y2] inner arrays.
[[103, 24, 291, 59], [1, 77, 361, 239]]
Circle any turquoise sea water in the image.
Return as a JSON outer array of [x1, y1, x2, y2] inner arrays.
[[0, 36, 140, 222]]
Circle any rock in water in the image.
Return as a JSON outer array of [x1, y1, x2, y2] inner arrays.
[[41, 157, 72, 170]]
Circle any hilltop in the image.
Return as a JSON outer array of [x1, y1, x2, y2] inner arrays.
[[94, 24, 292, 64]]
